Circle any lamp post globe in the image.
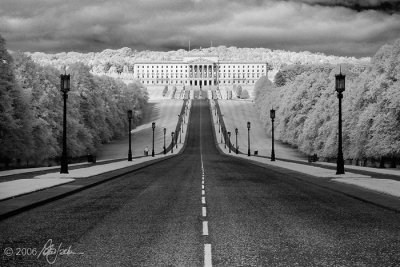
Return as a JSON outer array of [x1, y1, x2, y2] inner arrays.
[[270, 108, 276, 161], [152, 122, 155, 157], [335, 70, 345, 174], [247, 121, 251, 156], [60, 74, 70, 174], [127, 110, 133, 161]]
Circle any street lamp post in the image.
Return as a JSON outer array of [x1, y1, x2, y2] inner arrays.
[[60, 74, 70, 174], [270, 109, 276, 161], [220, 125, 223, 143], [163, 128, 166, 154], [127, 110, 133, 161], [228, 132, 231, 153], [176, 131, 178, 148], [335, 70, 345, 174], [152, 122, 155, 157], [171, 132, 174, 153], [247, 122, 251, 156], [179, 127, 182, 143], [235, 128, 238, 154], [224, 127, 227, 149]]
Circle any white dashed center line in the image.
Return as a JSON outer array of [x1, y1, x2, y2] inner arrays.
[[204, 244, 212, 267], [203, 221, 209, 235], [202, 206, 207, 217], [200, 100, 212, 267]]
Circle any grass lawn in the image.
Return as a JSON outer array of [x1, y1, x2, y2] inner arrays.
[[217, 99, 306, 160], [97, 99, 184, 160]]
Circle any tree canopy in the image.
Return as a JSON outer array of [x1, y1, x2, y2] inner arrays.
[[0, 35, 148, 168], [254, 39, 400, 160]]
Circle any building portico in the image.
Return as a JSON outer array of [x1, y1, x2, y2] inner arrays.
[[185, 56, 218, 87]]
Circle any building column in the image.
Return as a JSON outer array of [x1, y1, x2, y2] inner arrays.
[[188, 65, 190, 86], [210, 64, 212, 85], [211, 64, 214, 85], [209, 65, 211, 85], [196, 65, 198, 78], [217, 63, 219, 85]]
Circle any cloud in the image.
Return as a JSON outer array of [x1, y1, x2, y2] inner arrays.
[[281, 0, 400, 14], [0, 0, 399, 57]]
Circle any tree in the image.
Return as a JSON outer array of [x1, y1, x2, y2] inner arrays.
[[252, 39, 400, 162], [240, 89, 249, 99], [274, 71, 285, 87], [162, 85, 168, 97], [236, 85, 242, 98], [0, 36, 34, 166], [12, 52, 59, 164]]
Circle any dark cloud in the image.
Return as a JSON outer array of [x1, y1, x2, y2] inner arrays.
[[0, 0, 399, 57], [284, 0, 400, 14]]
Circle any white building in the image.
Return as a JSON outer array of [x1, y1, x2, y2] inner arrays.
[[133, 55, 268, 89]]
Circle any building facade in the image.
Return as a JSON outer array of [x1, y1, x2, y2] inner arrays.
[[133, 56, 267, 88]]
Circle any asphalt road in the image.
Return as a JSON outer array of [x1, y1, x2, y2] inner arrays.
[[1, 100, 400, 266]]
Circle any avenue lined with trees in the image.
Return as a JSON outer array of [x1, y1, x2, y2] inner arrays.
[[254, 39, 400, 167], [0, 35, 148, 169]]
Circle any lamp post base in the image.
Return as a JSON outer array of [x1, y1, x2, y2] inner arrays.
[[128, 152, 132, 161], [60, 162, 68, 174], [271, 151, 275, 161], [336, 159, 345, 174], [248, 149, 250, 156]]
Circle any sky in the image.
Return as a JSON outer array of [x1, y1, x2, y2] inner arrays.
[[0, 0, 399, 57]]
